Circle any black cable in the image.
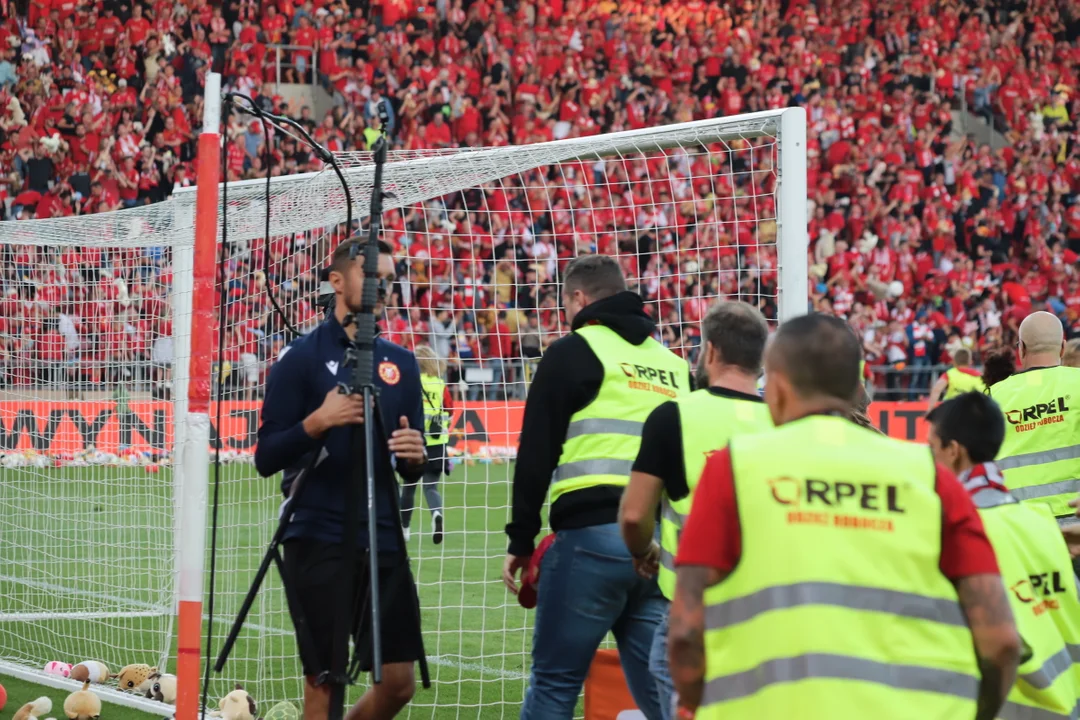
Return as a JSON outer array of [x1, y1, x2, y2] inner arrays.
[[223, 93, 300, 339], [200, 101, 231, 720], [261, 104, 278, 333], [224, 93, 354, 236]]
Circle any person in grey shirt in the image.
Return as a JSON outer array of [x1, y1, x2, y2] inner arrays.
[[429, 308, 455, 360]]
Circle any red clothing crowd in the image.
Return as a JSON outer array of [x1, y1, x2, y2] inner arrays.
[[0, 0, 1078, 396]]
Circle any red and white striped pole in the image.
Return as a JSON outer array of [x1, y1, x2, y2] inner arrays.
[[176, 70, 221, 720]]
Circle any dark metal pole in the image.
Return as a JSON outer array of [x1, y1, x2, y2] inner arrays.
[[327, 135, 389, 720]]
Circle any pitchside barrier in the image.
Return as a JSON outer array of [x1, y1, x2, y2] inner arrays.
[[0, 401, 936, 459]]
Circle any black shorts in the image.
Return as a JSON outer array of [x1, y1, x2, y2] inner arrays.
[[281, 539, 424, 676]]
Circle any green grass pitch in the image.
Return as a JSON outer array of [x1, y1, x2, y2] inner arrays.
[[0, 460, 575, 720]]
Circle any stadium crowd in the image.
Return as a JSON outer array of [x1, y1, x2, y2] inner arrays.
[[0, 0, 1079, 400]]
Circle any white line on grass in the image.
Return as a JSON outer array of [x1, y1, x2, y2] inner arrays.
[[0, 610, 167, 622], [0, 573, 168, 612], [425, 655, 527, 680], [0, 575, 528, 681]]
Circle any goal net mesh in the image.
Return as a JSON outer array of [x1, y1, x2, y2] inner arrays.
[[0, 111, 800, 718]]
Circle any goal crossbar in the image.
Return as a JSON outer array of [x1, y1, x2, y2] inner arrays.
[[0, 110, 800, 250]]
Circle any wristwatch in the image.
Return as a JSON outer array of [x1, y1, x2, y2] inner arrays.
[[630, 541, 657, 560]]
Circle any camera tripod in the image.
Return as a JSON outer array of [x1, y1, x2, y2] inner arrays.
[[213, 114, 430, 720]]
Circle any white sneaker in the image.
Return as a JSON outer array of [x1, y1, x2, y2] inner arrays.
[[432, 511, 444, 545], [402, 526, 411, 542]]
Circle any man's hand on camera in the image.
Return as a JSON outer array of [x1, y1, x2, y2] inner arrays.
[[389, 416, 426, 467], [302, 388, 365, 438]]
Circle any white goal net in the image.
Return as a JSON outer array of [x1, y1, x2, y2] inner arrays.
[[0, 107, 806, 718]]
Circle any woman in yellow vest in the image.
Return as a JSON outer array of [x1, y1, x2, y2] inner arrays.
[[928, 391, 1080, 719], [399, 345, 452, 545], [927, 347, 987, 408], [668, 313, 1022, 720]]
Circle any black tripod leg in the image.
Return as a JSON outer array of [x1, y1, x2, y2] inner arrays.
[[215, 444, 327, 674], [328, 415, 366, 720], [363, 385, 383, 682], [371, 407, 431, 689], [213, 541, 275, 672]]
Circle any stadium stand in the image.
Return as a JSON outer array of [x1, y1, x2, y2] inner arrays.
[[0, 0, 1079, 401]]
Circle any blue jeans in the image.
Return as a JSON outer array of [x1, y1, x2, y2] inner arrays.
[[520, 523, 666, 720], [649, 608, 675, 720]]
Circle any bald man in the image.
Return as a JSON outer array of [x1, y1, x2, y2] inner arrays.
[[989, 311, 1080, 526]]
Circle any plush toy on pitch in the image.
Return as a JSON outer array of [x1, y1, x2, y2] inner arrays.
[[44, 662, 72, 678], [71, 662, 111, 684], [112, 664, 157, 694], [64, 682, 102, 720], [207, 685, 256, 720], [261, 701, 298, 720], [13, 696, 52, 720], [143, 672, 177, 705]]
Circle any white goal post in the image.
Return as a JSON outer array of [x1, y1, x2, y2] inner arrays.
[[0, 75, 806, 720]]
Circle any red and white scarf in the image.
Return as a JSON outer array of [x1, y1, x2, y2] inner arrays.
[[958, 462, 1011, 500]]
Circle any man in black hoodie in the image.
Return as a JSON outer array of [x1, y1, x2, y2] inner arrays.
[[502, 255, 691, 720]]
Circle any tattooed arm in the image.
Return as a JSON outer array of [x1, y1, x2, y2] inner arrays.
[[955, 573, 1021, 720], [668, 565, 726, 711]]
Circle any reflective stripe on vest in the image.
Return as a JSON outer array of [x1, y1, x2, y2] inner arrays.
[[703, 653, 978, 705], [550, 324, 689, 504], [992, 367, 1080, 517], [698, 416, 978, 720], [943, 367, 987, 399], [657, 390, 772, 600], [976, 486, 1080, 717], [420, 373, 450, 446], [998, 700, 1078, 720]]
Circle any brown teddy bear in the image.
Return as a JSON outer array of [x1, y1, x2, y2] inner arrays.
[[111, 664, 157, 694], [64, 682, 101, 720]]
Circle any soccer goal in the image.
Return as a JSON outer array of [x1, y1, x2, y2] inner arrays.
[[0, 71, 806, 719]]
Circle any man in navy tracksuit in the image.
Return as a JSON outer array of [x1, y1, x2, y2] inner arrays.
[[255, 239, 427, 720]]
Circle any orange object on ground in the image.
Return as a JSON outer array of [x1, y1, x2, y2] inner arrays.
[[583, 649, 646, 720]]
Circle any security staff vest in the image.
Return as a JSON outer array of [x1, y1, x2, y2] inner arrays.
[[943, 367, 987, 400], [972, 485, 1080, 719], [699, 416, 978, 720], [550, 324, 690, 503], [420, 373, 449, 447], [657, 390, 772, 600], [991, 366, 1080, 517]]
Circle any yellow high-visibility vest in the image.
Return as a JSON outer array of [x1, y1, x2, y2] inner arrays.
[[420, 373, 449, 446], [991, 366, 1080, 518], [698, 415, 978, 720], [657, 389, 772, 600], [550, 324, 689, 503], [943, 367, 988, 399], [971, 481, 1080, 719], [363, 127, 381, 149]]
